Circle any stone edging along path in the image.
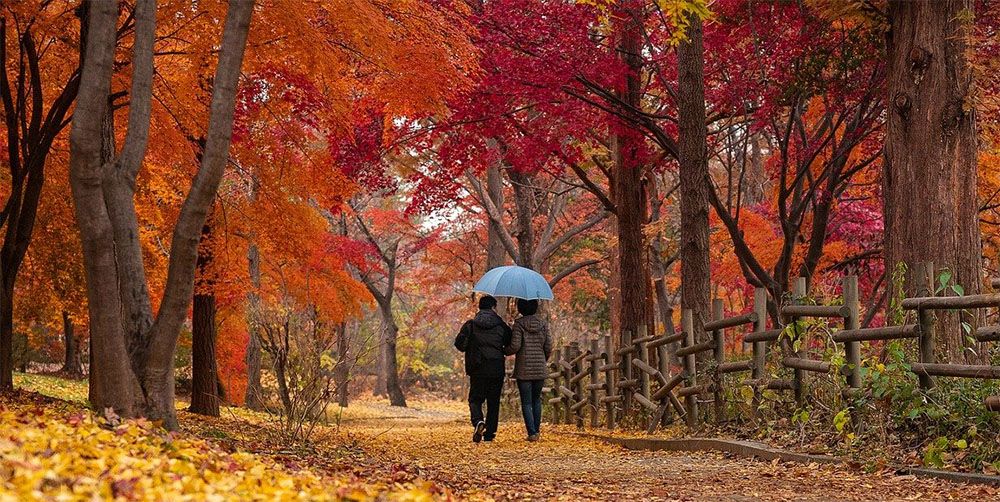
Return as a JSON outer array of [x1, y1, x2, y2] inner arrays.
[[567, 432, 1000, 487]]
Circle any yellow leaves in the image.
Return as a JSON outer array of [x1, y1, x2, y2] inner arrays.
[[654, 0, 713, 45], [0, 392, 441, 501]]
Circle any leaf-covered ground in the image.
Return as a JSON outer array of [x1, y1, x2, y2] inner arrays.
[[6, 373, 1000, 501], [341, 417, 1000, 501], [2, 376, 442, 501]]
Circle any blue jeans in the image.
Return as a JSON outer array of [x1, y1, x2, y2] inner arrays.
[[517, 379, 544, 436]]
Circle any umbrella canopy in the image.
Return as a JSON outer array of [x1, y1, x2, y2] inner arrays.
[[473, 265, 554, 300]]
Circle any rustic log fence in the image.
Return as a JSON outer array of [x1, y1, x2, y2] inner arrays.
[[543, 263, 1000, 432]]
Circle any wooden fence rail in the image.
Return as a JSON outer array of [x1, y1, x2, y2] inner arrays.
[[541, 262, 1000, 432]]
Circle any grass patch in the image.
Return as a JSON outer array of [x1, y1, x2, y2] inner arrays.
[[14, 372, 89, 404]]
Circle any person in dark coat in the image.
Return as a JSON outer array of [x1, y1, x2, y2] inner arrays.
[[455, 295, 512, 442], [506, 298, 551, 441]]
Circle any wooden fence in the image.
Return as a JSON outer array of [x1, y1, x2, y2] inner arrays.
[[544, 263, 1000, 431]]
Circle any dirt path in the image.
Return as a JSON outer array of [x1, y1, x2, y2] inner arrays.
[[334, 405, 997, 501]]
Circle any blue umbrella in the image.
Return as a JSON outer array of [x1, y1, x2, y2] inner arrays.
[[473, 265, 554, 300]]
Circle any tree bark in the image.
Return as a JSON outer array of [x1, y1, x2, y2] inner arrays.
[[677, 16, 712, 354], [612, 4, 651, 344], [885, 0, 981, 361], [373, 327, 387, 397], [509, 170, 536, 267], [190, 219, 220, 416], [61, 312, 83, 377], [335, 321, 352, 407], [244, 242, 265, 410], [486, 163, 507, 269], [378, 300, 407, 407]]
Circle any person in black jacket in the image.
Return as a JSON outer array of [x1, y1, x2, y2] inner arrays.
[[455, 295, 512, 442]]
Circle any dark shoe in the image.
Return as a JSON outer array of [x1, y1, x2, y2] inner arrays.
[[527, 434, 539, 442], [473, 421, 486, 443], [484, 436, 494, 442]]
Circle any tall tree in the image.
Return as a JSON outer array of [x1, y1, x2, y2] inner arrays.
[[69, 0, 253, 427], [612, 1, 652, 343], [677, 14, 711, 344], [885, 0, 981, 360], [190, 215, 220, 416]]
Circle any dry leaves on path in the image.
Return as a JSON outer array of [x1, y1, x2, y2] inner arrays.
[[337, 415, 1000, 501]]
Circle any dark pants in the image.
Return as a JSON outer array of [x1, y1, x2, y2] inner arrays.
[[468, 376, 503, 440], [517, 379, 544, 436]]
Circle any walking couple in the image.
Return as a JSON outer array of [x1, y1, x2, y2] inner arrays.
[[454, 295, 552, 443]]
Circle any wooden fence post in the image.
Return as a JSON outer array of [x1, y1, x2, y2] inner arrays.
[[843, 275, 861, 389], [792, 277, 807, 405], [751, 287, 768, 416], [682, 308, 699, 426], [657, 341, 672, 426], [712, 299, 725, 423], [604, 334, 617, 429], [589, 337, 600, 428], [622, 329, 634, 417], [549, 347, 562, 425], [572, 341, 585, 428], [637, 325, 650, 406], [562, 343, 574, 424], [915, 262, 936, 390]]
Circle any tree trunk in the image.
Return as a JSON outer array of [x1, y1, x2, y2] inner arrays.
[[244, 242, 265, 410], [274, 351, 293, 415], [378, 301, 407, 407], [373, 326, 387, 397], [509, 170, 536, 267], [0, 282, 12, 389], [335, 321, 351, 407], [190, 220, 220, 416], [677, 16, 712, 356], [612, 5, 651, 344], [486, 163, 507, 269], [61, 312, 83, 377], [69, 0, 254, 428], [885, 0, 981, 362]]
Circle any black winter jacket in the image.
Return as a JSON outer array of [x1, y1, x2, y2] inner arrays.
[[455, 309, 512, 377]]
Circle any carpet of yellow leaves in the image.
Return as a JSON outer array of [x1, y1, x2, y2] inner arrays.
[[0, 392, 439, 501]]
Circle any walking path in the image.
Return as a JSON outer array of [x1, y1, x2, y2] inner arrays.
[[335, 401, 997, 501]]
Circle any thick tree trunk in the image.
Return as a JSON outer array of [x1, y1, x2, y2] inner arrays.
[[885, 0, 981, 362], [612, 7, 651, 344], [70, 0, 253, 428], [71, 0, 143, 416], [61, 312, 83, 377], [677, 16, 712, 354], [378, 301, 406, 407], [379, 303, 406, 407], [190, 220, 220, 416]]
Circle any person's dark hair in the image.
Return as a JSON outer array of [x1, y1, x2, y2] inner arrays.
[[516, 298, 538, 316], [478, 295, 498, 310]]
